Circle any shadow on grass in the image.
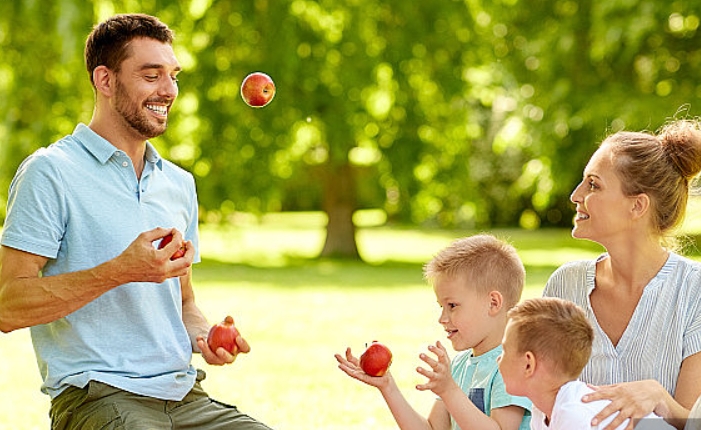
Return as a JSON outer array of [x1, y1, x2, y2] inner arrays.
[[194, 257, 562, 291]]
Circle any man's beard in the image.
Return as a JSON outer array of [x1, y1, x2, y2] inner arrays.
[[114, 78, 168, 139]]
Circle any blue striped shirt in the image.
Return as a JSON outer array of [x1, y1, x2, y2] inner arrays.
[[543, 253, 701, 395]]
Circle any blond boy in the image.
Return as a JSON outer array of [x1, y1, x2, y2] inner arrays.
[[498, 297, 674, 429], [336, 234, 531, 430]]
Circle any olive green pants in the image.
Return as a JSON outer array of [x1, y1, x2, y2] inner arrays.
[[49, 370, 273, 430]]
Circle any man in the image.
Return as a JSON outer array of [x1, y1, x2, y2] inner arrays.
[[0, 13, 272, 429]]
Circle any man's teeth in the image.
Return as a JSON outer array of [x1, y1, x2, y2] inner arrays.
[[147, 104, 167, 115]]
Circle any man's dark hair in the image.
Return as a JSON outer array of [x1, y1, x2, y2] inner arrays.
[[85, 13, 174, 86]]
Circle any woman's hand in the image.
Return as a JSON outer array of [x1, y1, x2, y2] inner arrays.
[[583, 380, 670, 430]]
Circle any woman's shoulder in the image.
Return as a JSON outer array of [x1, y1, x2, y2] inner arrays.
[[663, 253, 701, 293], [547, 257, 599, 283], [542, 257, 600, 300]]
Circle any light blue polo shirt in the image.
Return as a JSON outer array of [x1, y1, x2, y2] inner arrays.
[[1, 123, 201, 401]]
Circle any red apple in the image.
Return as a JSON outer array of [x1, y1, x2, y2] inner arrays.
[[359, 341, 393, 377], [240, 72, 276, 107], [157, 233, 186, 260], [207, 315, 240, 355]]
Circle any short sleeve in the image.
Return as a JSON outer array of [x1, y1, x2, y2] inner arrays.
[[1, 151, 66, 258], [489, 369, 532, 413]]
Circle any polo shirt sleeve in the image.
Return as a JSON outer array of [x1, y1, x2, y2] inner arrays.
[[1, 150, 66, 258]]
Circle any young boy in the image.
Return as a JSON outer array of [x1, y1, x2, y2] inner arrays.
[[335, 234, 532, 430], [498, 297, 675, 429]]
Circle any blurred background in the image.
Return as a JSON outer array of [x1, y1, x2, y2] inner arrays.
[[2, 0, 701, 260], [2, 1, 701, 428]]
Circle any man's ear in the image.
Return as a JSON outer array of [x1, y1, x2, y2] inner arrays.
[[488, 290, 504, 315], [92, 65, 114, 97]]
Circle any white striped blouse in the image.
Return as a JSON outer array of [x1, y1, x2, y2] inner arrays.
[[543, 252, 701, 395]]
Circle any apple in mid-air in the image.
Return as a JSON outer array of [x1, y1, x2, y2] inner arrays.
[[240, 72, 276, 108], [158, 233, 186, 260], [359, 341, 393, 377], [207, 316, 240, 355]]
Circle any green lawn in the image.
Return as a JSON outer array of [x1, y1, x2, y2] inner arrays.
[[0, 219, 651, 429]]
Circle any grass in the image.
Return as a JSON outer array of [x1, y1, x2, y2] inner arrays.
[[12, 209, 700, 429]]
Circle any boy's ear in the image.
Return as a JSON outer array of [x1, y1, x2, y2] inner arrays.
[[524, 351, 536, 377], [488, 290, 503, 315]]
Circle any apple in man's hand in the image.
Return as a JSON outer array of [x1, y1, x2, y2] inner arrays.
[[360, 341, 393, 377], [207, 316, 240, 355], [240, 72, 276, 108], [158, 233, 186, 260]]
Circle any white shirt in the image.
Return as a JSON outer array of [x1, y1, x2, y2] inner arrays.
[[531, 381, 673, 430]]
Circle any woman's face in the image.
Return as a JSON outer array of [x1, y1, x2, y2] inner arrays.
[[569, 144, 638, 245]]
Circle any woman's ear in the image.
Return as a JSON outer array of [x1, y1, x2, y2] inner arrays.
[[631, 193, 650, 220]]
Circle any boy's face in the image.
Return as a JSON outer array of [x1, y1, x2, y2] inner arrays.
[[433, 273, 498, 356], [497, 319, 528, 397]]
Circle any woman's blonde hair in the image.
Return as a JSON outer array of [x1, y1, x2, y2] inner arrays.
[[603, 119, 701, 245]]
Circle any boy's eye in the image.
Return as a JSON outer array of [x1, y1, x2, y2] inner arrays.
[[448, 303, 458, 309]]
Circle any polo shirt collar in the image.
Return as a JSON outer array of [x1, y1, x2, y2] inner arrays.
[[73, 123, 164, 170]]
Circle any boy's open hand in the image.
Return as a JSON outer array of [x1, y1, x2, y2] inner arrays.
[[415, 341, 459, 397], [335, 347, 392, 389]]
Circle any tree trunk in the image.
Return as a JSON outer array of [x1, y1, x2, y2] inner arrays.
[[320, 163, 361, 259]]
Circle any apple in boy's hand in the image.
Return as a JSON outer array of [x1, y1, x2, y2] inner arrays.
[[240, 72, 276, 107], [158, 233, 186, 260], [360, 341, 393, 376], [207, 316, 240, 355]]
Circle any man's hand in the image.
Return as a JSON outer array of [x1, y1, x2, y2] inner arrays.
[[116, 227, 193, 284], [196, 333, 251, 366]]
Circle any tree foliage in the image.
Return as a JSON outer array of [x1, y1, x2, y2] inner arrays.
[[1, 0, 700, 259]]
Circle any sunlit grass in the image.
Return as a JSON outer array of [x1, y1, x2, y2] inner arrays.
[[8, 212, 692, 429]]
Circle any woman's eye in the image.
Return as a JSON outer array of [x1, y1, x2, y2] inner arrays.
[[588, 180, 598, 190]]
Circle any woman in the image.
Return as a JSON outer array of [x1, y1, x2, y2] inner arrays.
[[543, 119, 701, 430]]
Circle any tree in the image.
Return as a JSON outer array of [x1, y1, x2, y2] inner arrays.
[[2, 0, 701, 260]]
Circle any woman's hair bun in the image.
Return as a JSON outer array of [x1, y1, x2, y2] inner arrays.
[[658, 119, 701, 181]]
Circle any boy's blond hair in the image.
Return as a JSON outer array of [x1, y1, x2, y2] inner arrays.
[[423, 234, 525, 308], [507, 297, 593, 379]]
